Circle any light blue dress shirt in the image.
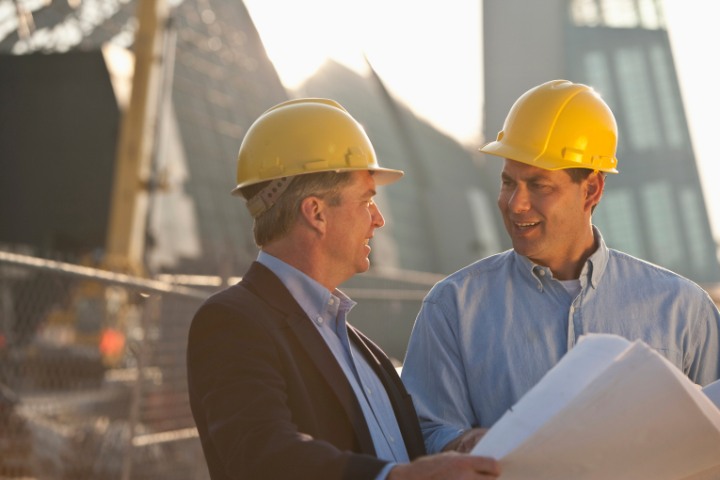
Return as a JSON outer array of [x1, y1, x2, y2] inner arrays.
[[258, 252, 409, 479], [401, 228, 720, 454]]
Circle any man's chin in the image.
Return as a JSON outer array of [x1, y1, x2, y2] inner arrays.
[[511, 242, 537, 258], [358, 260, 371, 274]]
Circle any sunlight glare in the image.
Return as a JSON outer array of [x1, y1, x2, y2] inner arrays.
[[243, 0, 480, 144], [243, 0, 368, 89], [664, 0, 720, 241]]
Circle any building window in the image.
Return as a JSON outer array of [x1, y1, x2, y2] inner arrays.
[[600, 0, 639, 28], [641, 181, 683, 267], [569, 0, 665, 29], [582, 50, 617, 109], [637, 0, 664, 29], [594, 189, 645, 257], [649, 45, 685, 148], [615, 46, 662, 151], [571, 0, 602, 26], [679, 188, 714, 275]]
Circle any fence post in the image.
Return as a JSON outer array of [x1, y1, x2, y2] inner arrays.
[[121, 292, 162, 480]]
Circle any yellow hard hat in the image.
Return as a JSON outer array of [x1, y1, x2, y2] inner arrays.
[[480, 80, 619, 173], [232, 98, 404, 195]]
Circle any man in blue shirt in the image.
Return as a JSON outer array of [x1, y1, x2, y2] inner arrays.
[[186, 98, 501, 479], [401, 80, 720, 454]]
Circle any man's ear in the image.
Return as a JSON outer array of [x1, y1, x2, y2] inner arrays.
[[585, 172, 605, 211], [300, 195, 326, 234]]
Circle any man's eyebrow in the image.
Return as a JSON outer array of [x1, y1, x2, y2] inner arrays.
[[527, 174, 551, 182], [501, 172, 551, 182]]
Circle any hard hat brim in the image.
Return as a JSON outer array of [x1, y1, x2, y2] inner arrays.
[[231, 166, 404, 196], [479, 140, 619, 173], [371, 167, 404, 186]]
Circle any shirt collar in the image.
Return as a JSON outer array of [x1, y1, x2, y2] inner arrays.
[[585, 226, 609, 289], [256, 251, 356, 323], [513, 225, 609, 290]]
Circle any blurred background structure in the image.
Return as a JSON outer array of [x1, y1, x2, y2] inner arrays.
[[1, 0, 719, 477], [484, 0, 720, 283]]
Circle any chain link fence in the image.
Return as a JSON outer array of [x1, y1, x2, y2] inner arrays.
[[0, 250, 438, 479], [0, 250, 211, 480]]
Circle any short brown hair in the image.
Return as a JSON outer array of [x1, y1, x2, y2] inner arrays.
[[565, 168, 598, 183], [564, 168, 606, 213], [241, 171, 355, 247]]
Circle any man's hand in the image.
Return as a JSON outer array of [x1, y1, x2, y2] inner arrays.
[[442, 428, 488, 453], [388, 451, 500, 479]]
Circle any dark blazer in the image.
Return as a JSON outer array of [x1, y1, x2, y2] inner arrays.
[[187, 262, 426, 480]]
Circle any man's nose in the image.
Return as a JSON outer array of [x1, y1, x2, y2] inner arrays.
[[507, 185, 530, 213], [372, 203, 386, 228]]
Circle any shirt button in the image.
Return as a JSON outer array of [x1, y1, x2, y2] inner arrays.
[[329, 298, 334, 305], [316, 316, 324, 324], [366, 387, 372, 396], [538, 270, 546, 276]]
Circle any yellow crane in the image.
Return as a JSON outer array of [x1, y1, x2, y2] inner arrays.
[[43, 0, 172, 367], [106, 0, 170, 277]]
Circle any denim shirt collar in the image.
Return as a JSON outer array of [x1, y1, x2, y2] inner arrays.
[[585, 226, 609, 289], [514, 225, 609, 291]]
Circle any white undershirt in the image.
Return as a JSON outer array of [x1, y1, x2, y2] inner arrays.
[[559, 278, 582, 297]]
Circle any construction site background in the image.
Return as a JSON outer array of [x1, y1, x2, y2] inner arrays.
[[1, 249, 209, 480], [0, 248, 437, 479]]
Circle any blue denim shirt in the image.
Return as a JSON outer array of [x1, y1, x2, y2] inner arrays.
[[258, 252, 408, 478], [401, 228, 720, 454]]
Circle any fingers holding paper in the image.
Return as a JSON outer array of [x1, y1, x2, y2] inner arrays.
[[443, 428, 489, 453], [388, 451, 501, 479]]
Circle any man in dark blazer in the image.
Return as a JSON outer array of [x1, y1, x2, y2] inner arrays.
[[187, 98, 501, 480]]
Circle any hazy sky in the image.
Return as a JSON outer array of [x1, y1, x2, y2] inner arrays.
[[243, 0, 720, 246]]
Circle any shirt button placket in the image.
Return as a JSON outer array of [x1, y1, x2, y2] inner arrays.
[[567, 304, 576, 350]]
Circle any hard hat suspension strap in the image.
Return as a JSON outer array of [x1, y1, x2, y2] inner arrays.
[[246, 176, 294, 218]]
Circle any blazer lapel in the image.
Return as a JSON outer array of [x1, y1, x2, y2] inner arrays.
[[241, 262, 377, 455]]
